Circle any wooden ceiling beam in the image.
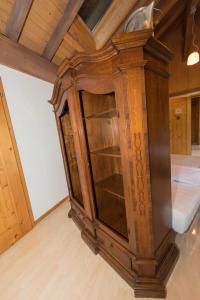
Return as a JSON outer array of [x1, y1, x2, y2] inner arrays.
[[155, 0, 187, 39], [183, 0, 200, 60], [134, 0, 161, 10], [54, 16, 95, 70], [0, 34, 57, 83], [93, 0, 139, 50], [155, 0, 179, 25], [6, 0, 33, 42], [69, 16, 96, 51], [43, 0, 84, 60]]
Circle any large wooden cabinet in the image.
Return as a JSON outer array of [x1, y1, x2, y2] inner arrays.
[[50, 30, 179, 298]]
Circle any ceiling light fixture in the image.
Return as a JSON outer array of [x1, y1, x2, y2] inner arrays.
[[187, 6, 199, 66], [187, 51, 199, 66]]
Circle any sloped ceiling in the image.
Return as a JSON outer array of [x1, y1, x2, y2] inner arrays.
[[0, 0, 198, 82]]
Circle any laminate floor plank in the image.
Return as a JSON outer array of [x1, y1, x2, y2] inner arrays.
[[0, 200, 200, 300]]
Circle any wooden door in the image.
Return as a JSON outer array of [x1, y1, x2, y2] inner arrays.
[[191, 97, 200, 145], [79, 91, 128, 239], [169, 97, 191, 155], [0, 79, 33, 254], [60, 105, 84, 207]]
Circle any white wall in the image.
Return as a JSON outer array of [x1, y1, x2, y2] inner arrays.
[[0, 65, 68, 220]]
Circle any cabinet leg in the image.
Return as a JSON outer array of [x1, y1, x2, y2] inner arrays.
[[81, 229, 99, 255]]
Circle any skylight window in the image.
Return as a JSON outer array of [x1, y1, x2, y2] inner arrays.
[[79, 0, 113, 31]]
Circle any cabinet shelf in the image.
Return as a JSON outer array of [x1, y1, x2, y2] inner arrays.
[[85, 108, 118, 119], [96, 174, 124, 199], [91, 146, 120, 158]]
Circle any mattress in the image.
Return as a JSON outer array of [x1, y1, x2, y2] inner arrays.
[[171, 154, 200, 168], [170, 156, 200, 233], [172, 182, 200, 234], [171, 164, 200, 186]]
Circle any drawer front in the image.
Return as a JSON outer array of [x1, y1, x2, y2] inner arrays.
[[97, 229, 132, 270]]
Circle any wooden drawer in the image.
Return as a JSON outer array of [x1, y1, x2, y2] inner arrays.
[[97, 229, 132, 270]]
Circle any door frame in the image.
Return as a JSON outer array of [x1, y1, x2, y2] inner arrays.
[[0, 78, 34, 228]]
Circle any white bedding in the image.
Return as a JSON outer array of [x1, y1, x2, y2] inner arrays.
[[171, 154, 200, 168], [171, 159, 200, 233], [172, 182, 200, 234], [171, 164, 200, 186]]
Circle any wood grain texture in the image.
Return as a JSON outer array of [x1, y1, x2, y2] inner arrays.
[[68, 16, 96, 51], [161, 16, 200, 96], [169, 97, 192, 155], [64, 33, 85, 52], [52, 39, 75, 65], [60, 110, 84, 207], [0, 79, 33, 254], [51, 30, 178, 298], [155, 0, 179, 24], [0, 0, 15, 35], [0, 201, 198, 300], [43, 0, 84, 60], [183, 0, 200, 60], [6, 0, 33, 41], [18, 0, 68, 55], [191, 98, 200, 145], [93, 0, 138, 50], [155, 0, 187, 38], [0, 79, 34, 227], [0, 33, 57, 83]]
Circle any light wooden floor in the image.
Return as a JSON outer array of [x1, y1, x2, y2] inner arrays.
[[0, 200, 200, 300], [192, 149, 200, 156]]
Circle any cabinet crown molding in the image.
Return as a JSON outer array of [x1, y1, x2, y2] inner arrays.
[[50, 30, 173, 111], [58, 29, 173, 78]]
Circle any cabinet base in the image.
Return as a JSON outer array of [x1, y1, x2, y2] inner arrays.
[[134, 244, 179, 298], [69, 207, 179, 299]]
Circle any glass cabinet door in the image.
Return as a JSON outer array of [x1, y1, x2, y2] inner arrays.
[[60, 104, 84, 207], [80, 91, 128, 239]]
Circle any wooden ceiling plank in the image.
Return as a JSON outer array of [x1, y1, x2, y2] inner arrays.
[[134, 0, 160, 10], [155, 0, 187, 39], [43, 0, 84, 60], [53, 16, 95, 66], [0, 34, 57, 83], [52, 37, 76, 66], [183, 0, 200, 60], [64, 32, 84, 52], [6, 0, 33, 42], [69, 16, 96, 51], [155, 0, 179, 25], [93, 0, 138, 50]]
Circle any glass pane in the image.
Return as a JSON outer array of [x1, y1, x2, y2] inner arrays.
[[60, 104, 84, 207], [79, 0, 113, 30], [80, 91, 128, 239]]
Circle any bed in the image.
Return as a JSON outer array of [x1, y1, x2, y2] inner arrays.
[[171, 154, 200, 168], [171, 162, 200, 234]]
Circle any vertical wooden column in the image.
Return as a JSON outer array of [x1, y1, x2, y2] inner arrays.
[[124, 66, 155, 269], [114, 43, 179, 297], [114, 66, 154, 265]]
